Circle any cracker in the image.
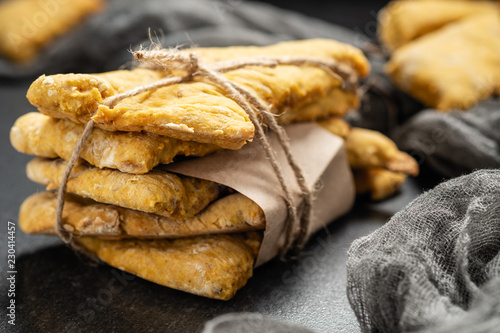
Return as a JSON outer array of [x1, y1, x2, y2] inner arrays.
[[0, 0, 103, 63], [26, 157, 221, 219], [386, 13, 500, 110], [19, 191, 265, 238], [11, 112, 220, 174], [344, 128, 419, 176], [378, 0, 495, 52], [317, 118, 418, 177], [317, 116, 351, 139], [77, 232, 262, 300], [27, 39, 369, 149]]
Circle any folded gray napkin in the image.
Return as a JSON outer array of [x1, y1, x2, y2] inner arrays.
[[393, 99, 500, 178]]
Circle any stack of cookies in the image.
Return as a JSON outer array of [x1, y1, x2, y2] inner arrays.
[[10, 39, 417, 299]]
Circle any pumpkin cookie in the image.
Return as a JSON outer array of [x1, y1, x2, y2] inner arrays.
[[26, 157, 221, 219], [19, 191, 265, 238], [0, 0, 103, 63], [344, 127, 419, 176], [353, 168, 407, 200], [27, 39, 369, 149], [77, 232, 262, 300], [378, 0, 495, 52], [386, 13, 500, 110], [11, 112, 221, 174]]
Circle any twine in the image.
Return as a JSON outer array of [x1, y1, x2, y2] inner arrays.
[[55, 48, 358, 259]]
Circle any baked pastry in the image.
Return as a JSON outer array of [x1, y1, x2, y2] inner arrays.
[[11, 112, 221, 174], [316, 116, 351, 139], [318, 117, 418, 199], [344, 127, 418, 176], [26, 39, 369, 149], [26, 157, 221, 219], [0, 0, 103, 63], [378, 0, 496, 52], [353, 168, 407, 200], [77, 232, 262, 300], [386, 12, 500, 110], [19, 191, 265, 238]]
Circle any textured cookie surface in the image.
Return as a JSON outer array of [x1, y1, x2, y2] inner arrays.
[[27, 39, 369, 149], [19, 191, 265, 238], [11, 112, 221, 174], [345, 127, 418, 176], [77, 232, 262, 300], [378, 0, 496, 52], [26, 157, 221, 219]]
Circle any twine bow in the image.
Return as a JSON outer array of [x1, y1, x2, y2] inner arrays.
[[55, 47, 358, 260]]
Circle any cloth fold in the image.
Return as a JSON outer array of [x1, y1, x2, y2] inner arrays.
[[393, 99, 500, 178], [346, 169, 500, 333]]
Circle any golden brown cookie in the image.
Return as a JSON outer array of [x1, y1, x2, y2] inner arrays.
[[26, 157, 221, 219], [27, 39, 369, 149], [0, 0, 103, 63], [344, 127, 419, 176], [11, 112, 221, 174], [353, 168, 407, 200], [378, 0, 496, 52], [317, 117, 415, 199], [19, 191, 265, 238], [386, 12, 500, 110], [316, 116, 351, 139], [77, 232, 262, 300]]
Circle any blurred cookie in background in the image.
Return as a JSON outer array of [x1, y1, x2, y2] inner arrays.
[[378, 0, 496, 53], [0, 0, 104, 63]]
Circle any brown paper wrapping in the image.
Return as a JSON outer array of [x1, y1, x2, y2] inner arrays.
[[164, 122, 355, 266]]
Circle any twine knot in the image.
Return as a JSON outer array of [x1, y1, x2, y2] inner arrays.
[[133, 48, 201, 77]]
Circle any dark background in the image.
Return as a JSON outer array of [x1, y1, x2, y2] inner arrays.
[[0, 1, 441, 333], [264, 0, 388, 30]]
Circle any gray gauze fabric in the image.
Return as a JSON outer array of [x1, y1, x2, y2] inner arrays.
[[202, 313, 316, 333], [346, 169, 500, 333], [0, 0, 364, 79], [393, 99, 500, 178]]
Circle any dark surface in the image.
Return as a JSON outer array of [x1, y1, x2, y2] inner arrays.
[[0, 2, 443, 333]]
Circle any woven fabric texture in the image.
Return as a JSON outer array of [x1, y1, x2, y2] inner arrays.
[[347, 169, 500, 333]]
